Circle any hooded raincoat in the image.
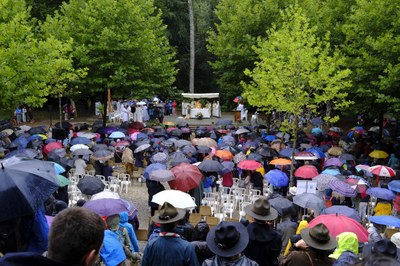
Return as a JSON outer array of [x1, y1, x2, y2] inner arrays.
[[119, 211, 140, 252], [329, 232, 359, 266]]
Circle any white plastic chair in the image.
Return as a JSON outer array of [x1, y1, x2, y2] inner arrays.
[[241, 109, 248, 121], [108, 176, 121, 193], [119, 173, 132, 194]]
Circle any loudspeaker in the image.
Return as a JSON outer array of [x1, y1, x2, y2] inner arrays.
[[52, 128, 66, 140]]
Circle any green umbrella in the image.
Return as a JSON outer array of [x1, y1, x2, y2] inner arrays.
[[57, 174, 72, 187]]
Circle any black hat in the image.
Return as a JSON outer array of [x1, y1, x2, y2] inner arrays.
[[372, 239, 397, 257], [206, 221, 249, 257], [300, 223, 337, 251]]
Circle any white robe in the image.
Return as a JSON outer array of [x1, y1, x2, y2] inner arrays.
[[121, 105, 130, 122], [134, 107, 143, 122], [142, 105, 150, 121]]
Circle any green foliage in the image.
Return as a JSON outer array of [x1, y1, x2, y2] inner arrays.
[[0, 0, 84, 110], [42, 0, 178, 98], [242, 4, 352, 129], [207, 0, 287, 108], [342, 0, 400, 115]]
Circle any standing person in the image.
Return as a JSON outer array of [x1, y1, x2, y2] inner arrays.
[[0, 208, 105, 266], [120, 103, 131, 123], [70, 99, 76, 120], [158, 106, 165, 124], [15, 106, 22, 125], [203, 221, 258, 266], [244, 197, 282, 266], [250, 170, 264, 194], [146, 180, 165, 216], [172, 100, 177, 115], [142, 202, 199, 266], [236, 102, 244, 121], [74, 155, 87, 176], [277, 215, 298, 256], [122, 146, 134, 177], [143, 104, 150, 121], [281, 223, 337, 266]]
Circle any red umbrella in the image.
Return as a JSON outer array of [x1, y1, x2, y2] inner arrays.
[[369, 165, 396, 177], [308, 214, 368, 242], [43, 142, 63, 155], [294, 165, 319, 179], [237, 159, 262, 171], [169, 163, 203, 192], [129, 121, 144, 130]]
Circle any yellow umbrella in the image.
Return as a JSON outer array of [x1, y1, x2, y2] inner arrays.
[[369, 150, 389, 159]]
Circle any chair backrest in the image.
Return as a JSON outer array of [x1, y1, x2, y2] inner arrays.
[[119, 173, 130, 182], [189, 213, 203, 226], [135, 229, 148, 241], [206, 216, 220, 225], [199, 206, 212, 217]]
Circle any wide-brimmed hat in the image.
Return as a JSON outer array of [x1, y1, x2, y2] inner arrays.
[[390, 232, 400, 249], [372, 239, 397, 257], [152, 202, 186, 224], [244, 197, 278, 221], [300, 223, 337, 251], [206, 221, 249, 257]]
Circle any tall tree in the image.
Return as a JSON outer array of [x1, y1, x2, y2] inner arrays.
[[342, 0, 400, 123], [0, 0, 83, 111], [42, 0, 178, 101], [188, 0, 195, 93], [243, 5, 352, 179], [208, 0, 288, 108]]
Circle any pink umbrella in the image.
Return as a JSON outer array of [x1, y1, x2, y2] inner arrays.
[[237, 160, 262, 171], [294, 165, 319, 179], [308, 214, 368, 242], [43, 142, 63, 155], [369, 165, 396, 177], [113, 140, 130, 147], [169, 163, 203, 192]]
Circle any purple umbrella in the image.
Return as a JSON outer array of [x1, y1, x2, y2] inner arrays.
[[324, 158, 344, 168], [328, 180, 357, 197], [84, 198, 129, 216], [265, 170, 289, 187], [366, 187, 396, 201], [180, 127, 191, 134], [322, 206, 361, 222]]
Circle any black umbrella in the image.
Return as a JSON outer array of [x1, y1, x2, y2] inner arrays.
[[198, 160, 224, 173], [170, 129, 183, 137], [92, 144, 108, 151], [195, 127, 208, 137], [256, 147, 279, 158], [28, 126, 47, 135], [0, 158, 59, 221], [171, 158, 191, 167], [77, 176, 105, 195], [269, 197, 295, 216], [160, 140, 174, 148], [339, 153, 356, 161], [247, 153, 263, 162], [196, 145, 211, 154], [177, 121, 189, 128], [55, 121, 72, 130], [153, 130, 166, 137]]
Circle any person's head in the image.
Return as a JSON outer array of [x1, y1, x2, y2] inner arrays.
[[152, 202, 186, 232], [329, 232, 359, 260], [244, 196, 278, 223], [192, 221, 210, 241], [300, 223, 337, 252], [390, 232, 400, 249], [371, 238, 397, 258], [206, 221, 249, 259], [48, 207, 105, 266], [106, 214, 120, 230]]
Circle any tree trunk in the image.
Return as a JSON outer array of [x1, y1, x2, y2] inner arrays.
[[290, 116, 299, 184], [188, 0, 195, 93], [59, 96, 62, 126]]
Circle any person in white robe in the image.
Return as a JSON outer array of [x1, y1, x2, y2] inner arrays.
[[142, 105, 150, 121], [121, 104, 131, 123], [134, 105, 144, 122]]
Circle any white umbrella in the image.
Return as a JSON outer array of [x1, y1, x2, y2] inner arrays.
[[152, 190, 197, 209], [134, 144, 151, 153], [234, 128, 250, 135], [109, 131, 125, 139], [70, 144, 89, 152], [78, 132, 97, 139], [91, 191, 120, 200]]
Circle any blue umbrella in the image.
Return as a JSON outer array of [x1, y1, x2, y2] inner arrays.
[[310, 117, 324, 126], [11, 136, 28, 149], [311, 127, 323, 136], [222, 135, 235, 144], [369, 215, 400, 227], [5, 148, 37, 159], [265, 135, 277, 141], [388, 180, 400, 193], [265, 169, 289, 187], [306, 147, 325, 159], [279, 148, 298, 158], [70, 137, 91, 146], [321, 168, 341, 176], [322, 206, 361, 222], [366, 187, 396, 201], [143, 163, 167, 179]]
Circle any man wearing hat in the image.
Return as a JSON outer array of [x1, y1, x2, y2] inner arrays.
[[141, 202, 199, 266], [243, 197, 282, 266], [203, 221, 258, 266], [281, 223, 337, 266]]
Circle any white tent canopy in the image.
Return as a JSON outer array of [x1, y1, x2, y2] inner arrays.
[[181, 93, 219, 99]]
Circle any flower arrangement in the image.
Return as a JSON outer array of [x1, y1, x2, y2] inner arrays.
[[195, 112, 203, 120]]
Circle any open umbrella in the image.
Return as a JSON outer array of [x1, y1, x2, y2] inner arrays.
[[293, 193, 325, 212], [152, 190, 197, 209], [324, 158, 344, 168], [294, 165, 319, 179], [265, 169, 289, 187], [109, 131, 125, 139], [308, 214, 368, 242], [5, 148, 37, 159], [182, 145, 198, 156], [43, 142, 63, 155], [77, 176, 105, 195], [313, 174, 339, 191], [134, 144, 151, 153], [339, 153, 356, 161], [70, 144, 89, 152], [0, 157, 59, 221], [269, 158, 292, 165], [91, 150, 114, 161], [84, 198, 129, 216], [306, 147, 325, 159], [92, 144, 108, 151], [56, 174, 72, 187], [247, 153, 263, 162], [233, 96, 243, 103], [47, 148, 67, 160], [269, 197, 295, 216], [310, 117, 324, 126], [222, 135, 235, 144], [279, 148, 298, 158], [327, 147, 344, 156], [321, 206, 361, 222], [345, 177, 369, 194], [151, 152, 168, 164], [197, 145, 211, 154], [198, 160, 224, 173], [388, 180, 400, 193], [256, 147, 279, 158], [233, 152, 246, 164], [175, 139, 191, 148], [70, 137, 91, 146], [235, 128, 250, 135], [215, 150, 233, 160], [369, 150, 389, 159], [328, 180, 357, 197], [143, 163, 168, 179], [91, 191, 120, 200], [72, 148, 93, 157], [149, 169, 175, 182], [237, 160, 262, 171], [366, 187, 396, 200], [369, 216, 400, 228], [170, 163, 203, 192], [294, 151, 318, 161], [369, 165, 396, 177]]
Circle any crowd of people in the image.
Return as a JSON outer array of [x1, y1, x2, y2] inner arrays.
[[0, 106, 400, 265]]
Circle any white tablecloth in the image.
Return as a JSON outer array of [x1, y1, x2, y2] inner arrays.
[[190, 108, 211, 118]]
